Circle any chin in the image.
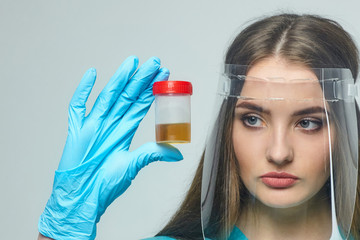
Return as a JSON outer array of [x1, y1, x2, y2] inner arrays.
[[259, 198, 306, 209], [256, 192, 320, 209]]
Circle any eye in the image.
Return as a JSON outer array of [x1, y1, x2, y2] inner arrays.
[[297, 119, 322, 131], [242, 115, 264, 128]]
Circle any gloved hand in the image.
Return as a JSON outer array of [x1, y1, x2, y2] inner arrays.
[[38, 56, 183, 240]]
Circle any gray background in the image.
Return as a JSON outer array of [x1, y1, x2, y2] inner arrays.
[[1, 0, 360, 239]]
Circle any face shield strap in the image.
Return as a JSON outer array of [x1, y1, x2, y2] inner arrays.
[[353, 81, 360, 107], [221, 73, 357, 103]]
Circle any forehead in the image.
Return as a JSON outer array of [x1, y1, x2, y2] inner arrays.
[[247, 57, 317, 80], [242, 58, 322, 100]]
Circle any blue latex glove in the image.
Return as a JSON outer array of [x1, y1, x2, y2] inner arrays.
[[38, 56, 183, 240]]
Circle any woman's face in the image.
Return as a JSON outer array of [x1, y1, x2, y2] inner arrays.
[[232, 57, 331, 208]]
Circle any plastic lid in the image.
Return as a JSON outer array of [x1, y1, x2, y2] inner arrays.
[[153, 81, 193, 95]]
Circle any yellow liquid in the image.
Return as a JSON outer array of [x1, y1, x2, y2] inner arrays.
[[156, 123, 191, 143]]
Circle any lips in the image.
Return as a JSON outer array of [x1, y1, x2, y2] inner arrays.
[[261, 172, 299, 188]]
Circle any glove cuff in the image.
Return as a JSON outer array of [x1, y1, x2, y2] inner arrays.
[[38, 164, 100, 240], [39, 215, 96, 240]]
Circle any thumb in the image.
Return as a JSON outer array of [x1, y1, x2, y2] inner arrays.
[[128, 142, 183, 180]]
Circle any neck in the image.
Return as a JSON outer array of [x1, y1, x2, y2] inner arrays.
[[238, 188, 332, 240]]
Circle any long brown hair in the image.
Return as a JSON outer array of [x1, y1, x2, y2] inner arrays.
[[156, 13, 360, 239]]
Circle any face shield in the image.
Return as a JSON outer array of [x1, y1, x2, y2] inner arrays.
[[201, 64, 359, 240]]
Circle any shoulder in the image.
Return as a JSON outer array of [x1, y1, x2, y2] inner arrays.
[[142, 237, 175, 240], [143, 227, 246, 240], [142, 237, 213, 240]]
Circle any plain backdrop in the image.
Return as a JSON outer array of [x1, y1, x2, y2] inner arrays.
[[1, 0, 360, 239]]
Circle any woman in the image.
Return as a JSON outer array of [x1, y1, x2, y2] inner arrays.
[[38, 14, 360, 239], [156, 14, 360, 240]]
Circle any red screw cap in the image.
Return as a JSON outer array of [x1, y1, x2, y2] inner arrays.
[[153, 81, 193, 95]]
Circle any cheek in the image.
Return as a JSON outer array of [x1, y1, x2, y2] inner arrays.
[[296, 137, 331, 179], [295, 126, 331, 159], [232, 123, 266, 177]]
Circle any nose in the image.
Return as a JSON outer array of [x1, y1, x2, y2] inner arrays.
[[265, 126, 294, 165]]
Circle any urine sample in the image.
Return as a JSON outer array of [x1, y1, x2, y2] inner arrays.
[[153, 81, 193, 143]]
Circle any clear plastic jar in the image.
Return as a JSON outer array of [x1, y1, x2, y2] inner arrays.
[[153, 81, 193, 143]]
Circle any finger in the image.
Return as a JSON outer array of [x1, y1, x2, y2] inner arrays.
[[88, 55, 139, 120], [68, 68, 97, 128], [121, 56, 161, 102], [106, 57, 161, 121], [127, 142, 183, 180], [153, 67, 170, 83], [73, 68, 167, 169], [109, 68, 170, 149]]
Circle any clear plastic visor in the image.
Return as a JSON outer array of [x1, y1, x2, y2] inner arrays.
[[201, 65, 359, 239]]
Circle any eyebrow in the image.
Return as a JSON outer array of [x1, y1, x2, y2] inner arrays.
[[291, 106, 326, 117], [235, 102, 270, 114], [235, 102, 326, 116]]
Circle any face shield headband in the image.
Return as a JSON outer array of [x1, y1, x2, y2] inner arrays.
[[201, 64, 359, 240]]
